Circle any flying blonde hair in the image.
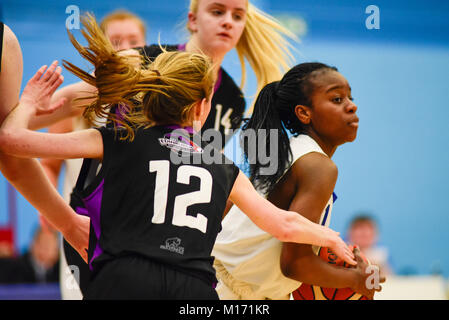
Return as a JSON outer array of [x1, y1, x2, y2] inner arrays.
[[188, 0, 297, 113], [63, 13, 215, 141]]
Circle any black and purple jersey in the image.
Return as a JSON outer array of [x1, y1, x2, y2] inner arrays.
[[71, 125, 239, 285], [138, 44, 246, 149]]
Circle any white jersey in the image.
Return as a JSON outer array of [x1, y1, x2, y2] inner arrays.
[[212, 134, 336, 300]]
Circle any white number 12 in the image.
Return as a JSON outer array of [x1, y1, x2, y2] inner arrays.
[[149, 160, 212, 233]]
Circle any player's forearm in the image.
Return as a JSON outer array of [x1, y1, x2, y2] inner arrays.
[[285, 255, 358, 289], [0, 100, 34, 130], [0, 103, 35, 155], [277, 210, 338, 248], [5, 157, 78, 232], [229, 173, 336, 246], [40, 157, 63, 188]]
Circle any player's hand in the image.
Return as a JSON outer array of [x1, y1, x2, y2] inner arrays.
[[351, 247, 386, 299], [20, 60, 67, 116], [62, 214, 90, 263], [325, 230, 356, 266]]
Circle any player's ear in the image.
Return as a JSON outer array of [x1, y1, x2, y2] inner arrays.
[[192, 99, 204, 119], [295, 105, 311, 125], [191, 99, 203, 131], [187, 11, 198, 33]]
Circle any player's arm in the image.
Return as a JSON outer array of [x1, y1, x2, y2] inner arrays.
[[40, 117, 74, 186], [0, 46, 89, 262], [28, 80, 96, 130], [277, 153, 374, 297], [28, 48, 141, 130], [38, 117, 75, 231], [0, 124, 102, 161], [222, 200, 234, 219], [228, 171, 356, 265], [0, 62, 103, 160]]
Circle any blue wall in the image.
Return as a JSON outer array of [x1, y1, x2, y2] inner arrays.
[[1, 0, 448, 276]]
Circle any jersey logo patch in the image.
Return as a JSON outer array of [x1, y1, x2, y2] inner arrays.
[[160, 237, 185, 255], [158, 133, 203, 154]]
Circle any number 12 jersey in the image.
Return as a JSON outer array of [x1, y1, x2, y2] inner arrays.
[[73, 125, 239, 285]]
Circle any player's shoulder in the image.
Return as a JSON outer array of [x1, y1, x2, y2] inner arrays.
[[214, 68, 245, 112], [1, 23, 20, 56], [218, 68, 243, 95], [291, 152, 338, 184]]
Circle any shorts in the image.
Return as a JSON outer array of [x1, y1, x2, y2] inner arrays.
[[84, 255, 219, 300]]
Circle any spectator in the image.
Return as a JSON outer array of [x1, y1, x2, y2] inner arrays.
[[0, 228, 14, 258], [0, 227, 59, 284], [347, 214, 393, 277]]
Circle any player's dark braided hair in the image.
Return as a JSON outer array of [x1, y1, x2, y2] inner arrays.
[[241, 62, 338, 194]]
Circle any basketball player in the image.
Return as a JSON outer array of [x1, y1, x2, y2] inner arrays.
[[0, 16, 355, 299], [137, 0, 296, 148], [29, 0, 296, 147], [213, 63, 385, 300], [0, 23, 90, 262], [38, 10, 147, 300], [28, 0, 298, 295]]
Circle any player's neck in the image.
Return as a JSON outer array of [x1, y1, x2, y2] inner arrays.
[[185, 39, 224, 78], [305, 131, 337, 158], [155, 122, 198, 133]]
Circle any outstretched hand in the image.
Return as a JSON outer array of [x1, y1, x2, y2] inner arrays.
[[20, 60, 66, 115], [325, 229, 357, 266]]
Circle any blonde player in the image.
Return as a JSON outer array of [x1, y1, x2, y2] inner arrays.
[[38, 10, 147, 300]]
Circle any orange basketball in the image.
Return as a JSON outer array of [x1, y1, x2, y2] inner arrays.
[[292, 245, 369, 300]]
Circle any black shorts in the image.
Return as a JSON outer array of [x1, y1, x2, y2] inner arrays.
[[84, 255, 219, 300]]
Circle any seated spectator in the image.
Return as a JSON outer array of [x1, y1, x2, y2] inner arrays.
[[0, 227, 59, 284], [347, 214, 393, 277]]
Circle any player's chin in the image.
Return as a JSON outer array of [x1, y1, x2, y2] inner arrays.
[[347, 133, 357, 142], [211, 39, 235, 55], [345, 127, 358, 142]]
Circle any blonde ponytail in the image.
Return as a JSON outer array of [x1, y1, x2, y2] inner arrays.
[[237, 4, 296, 113], [63, 13, 215, 141]]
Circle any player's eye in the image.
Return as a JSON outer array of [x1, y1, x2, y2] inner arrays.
[[211, 9, 223, 16], [233, 13, 243, 21], [332, 97, 342, 104]]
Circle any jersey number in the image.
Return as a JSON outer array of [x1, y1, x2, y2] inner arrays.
[[149, 160, 212, 233], [214, 104, 233, 135]]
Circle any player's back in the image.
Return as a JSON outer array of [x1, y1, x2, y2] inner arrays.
[[76, 125, 239, 285]]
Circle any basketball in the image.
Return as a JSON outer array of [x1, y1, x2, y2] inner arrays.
[[292, 245, 369, 300]]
